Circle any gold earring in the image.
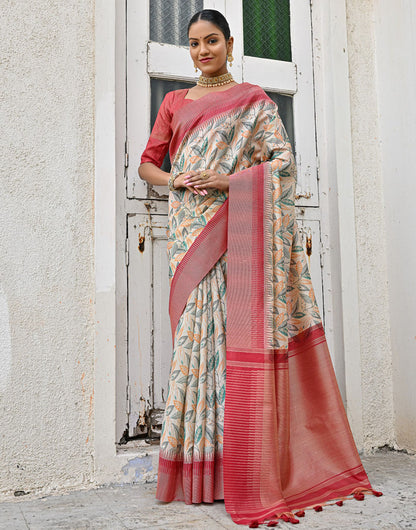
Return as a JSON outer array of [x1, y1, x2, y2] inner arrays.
[[194, 63, 198, 73], [228, 53, 234, 67]]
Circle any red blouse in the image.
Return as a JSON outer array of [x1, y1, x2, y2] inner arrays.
[[140, 89, 193, 167]]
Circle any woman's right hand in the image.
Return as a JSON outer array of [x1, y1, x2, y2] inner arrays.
[[173, 171, 208, 195]]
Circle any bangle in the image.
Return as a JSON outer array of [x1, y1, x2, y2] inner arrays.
[[168, 173, 179, 192]]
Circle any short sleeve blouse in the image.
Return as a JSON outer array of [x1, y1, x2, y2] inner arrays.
[[140, 89, 191, 167]]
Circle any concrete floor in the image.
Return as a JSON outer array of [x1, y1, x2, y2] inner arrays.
[[1, 451, 415, 529]]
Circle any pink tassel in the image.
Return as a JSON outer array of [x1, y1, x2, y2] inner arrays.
[[294, 510, 305, 517], [249, 522, 259, 528], [372, 490, 383, 497], [266, 521, 278, 527], [336, 500, 344, 506], [280, 514, 290, 522], [313, 505, 323, 512], [354, 492, 365, 501]]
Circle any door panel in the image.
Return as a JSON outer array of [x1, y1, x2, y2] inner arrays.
[[125, 0, 324, 439], [127, 213, 171, 437]]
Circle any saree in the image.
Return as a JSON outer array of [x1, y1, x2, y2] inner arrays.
[[148, 83, 381, 525]]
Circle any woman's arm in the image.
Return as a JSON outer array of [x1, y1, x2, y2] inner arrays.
[[138, 162, 170, 187], [138, 162, 208, 195]]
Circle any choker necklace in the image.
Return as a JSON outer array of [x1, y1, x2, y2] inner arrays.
[[197, 72, 234, 87]]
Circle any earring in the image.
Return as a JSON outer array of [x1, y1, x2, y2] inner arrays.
[[227, 53, 234, 67], [194, 63, 198, 73]]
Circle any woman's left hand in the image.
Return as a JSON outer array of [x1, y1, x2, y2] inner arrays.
[[184, 169, 229, 193]]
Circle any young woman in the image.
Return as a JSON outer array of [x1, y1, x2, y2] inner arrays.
[[139, 9, 382, 527]]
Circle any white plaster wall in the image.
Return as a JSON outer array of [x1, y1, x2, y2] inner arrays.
[[374, 0, 416, 451], [0, 1, 95, 495], [345, 0, 395, 451]]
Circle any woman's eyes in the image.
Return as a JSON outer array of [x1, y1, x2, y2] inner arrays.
[[190, 39, 218, 47]]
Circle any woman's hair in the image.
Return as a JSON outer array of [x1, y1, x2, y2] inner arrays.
[[187, 9, 231, 41]]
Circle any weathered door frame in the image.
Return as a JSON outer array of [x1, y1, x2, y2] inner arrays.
[[125, 0, 325, 442], [93, 0, 364, 486]]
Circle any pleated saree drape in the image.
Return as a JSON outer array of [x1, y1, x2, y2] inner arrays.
[[154, 83, 381, 525]]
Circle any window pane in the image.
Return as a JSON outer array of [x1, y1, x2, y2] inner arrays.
[[151, 79, 194, 172], [243, 0, 292, 62], [266, 92, 295, 154], [149, 0, 203, 46]]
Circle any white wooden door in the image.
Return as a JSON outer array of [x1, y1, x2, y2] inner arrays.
[[124, 0, 324, 440]]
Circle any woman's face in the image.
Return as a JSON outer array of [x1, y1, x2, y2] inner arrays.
[[188, 19, 233, 77]]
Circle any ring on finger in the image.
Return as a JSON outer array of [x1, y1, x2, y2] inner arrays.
[[201, 171, 209, 180]]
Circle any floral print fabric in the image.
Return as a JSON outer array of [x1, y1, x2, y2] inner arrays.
[[155, 83, 321, 503]]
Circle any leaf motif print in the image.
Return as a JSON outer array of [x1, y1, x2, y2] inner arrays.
[[218, 385, 225, 404], [185, 409, 194, 422], [159, 252, 227, 462], [293, 312, 306, 319], [207, 354, 215, 372], [195, 425, 203, 444], [168, 436, 178, 448], [160, 96, 321, 492], [216, 141, 228, 150], [205, 426, 214, 445], [177, 336, 188, 347], [226, 125, 236, 144], [219, 161, 232, 173]]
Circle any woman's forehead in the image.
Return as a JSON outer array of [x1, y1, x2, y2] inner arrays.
[[188, 20, 222, 39]]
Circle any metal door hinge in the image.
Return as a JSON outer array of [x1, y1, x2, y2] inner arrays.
[[124, 140, 129, 169], [125, 238, 129, 266]]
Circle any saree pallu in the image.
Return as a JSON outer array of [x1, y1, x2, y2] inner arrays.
[[156, 83, 379, 525]]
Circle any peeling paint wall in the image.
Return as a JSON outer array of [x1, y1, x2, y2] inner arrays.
[[345, 0, 395, 450], [0, 1, 95, 494]]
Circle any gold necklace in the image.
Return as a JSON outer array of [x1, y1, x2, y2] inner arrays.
[[197, 72, 234, 87]]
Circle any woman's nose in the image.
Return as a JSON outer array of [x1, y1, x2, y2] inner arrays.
[[200, 42, 209, 55]]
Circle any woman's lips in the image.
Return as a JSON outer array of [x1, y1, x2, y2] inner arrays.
[[199, 58, 213, 63]]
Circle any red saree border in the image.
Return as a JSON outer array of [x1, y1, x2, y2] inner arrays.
[[156, 453, 224, 505], [221, 163, 374, 525], [169, 199, 228, 341], [170, 83, 274, 163]]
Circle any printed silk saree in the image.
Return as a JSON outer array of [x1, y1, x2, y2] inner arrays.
[[155, 83, 380, 525]]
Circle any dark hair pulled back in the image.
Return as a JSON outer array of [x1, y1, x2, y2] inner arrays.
[[187, 9, 231, 41]]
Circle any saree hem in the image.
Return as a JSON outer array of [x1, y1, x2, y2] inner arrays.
[[232, 488, 383, 526], [156, 453, 224, 505]]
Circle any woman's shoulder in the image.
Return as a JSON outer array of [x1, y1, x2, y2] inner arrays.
[[160, 88, 191, 113], [163, 88, 189, 103]]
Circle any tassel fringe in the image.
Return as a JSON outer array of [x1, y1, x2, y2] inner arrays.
[[246, 488, 383, 527]]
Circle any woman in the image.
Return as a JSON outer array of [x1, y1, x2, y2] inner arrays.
[[139, 9, 382, 527]]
